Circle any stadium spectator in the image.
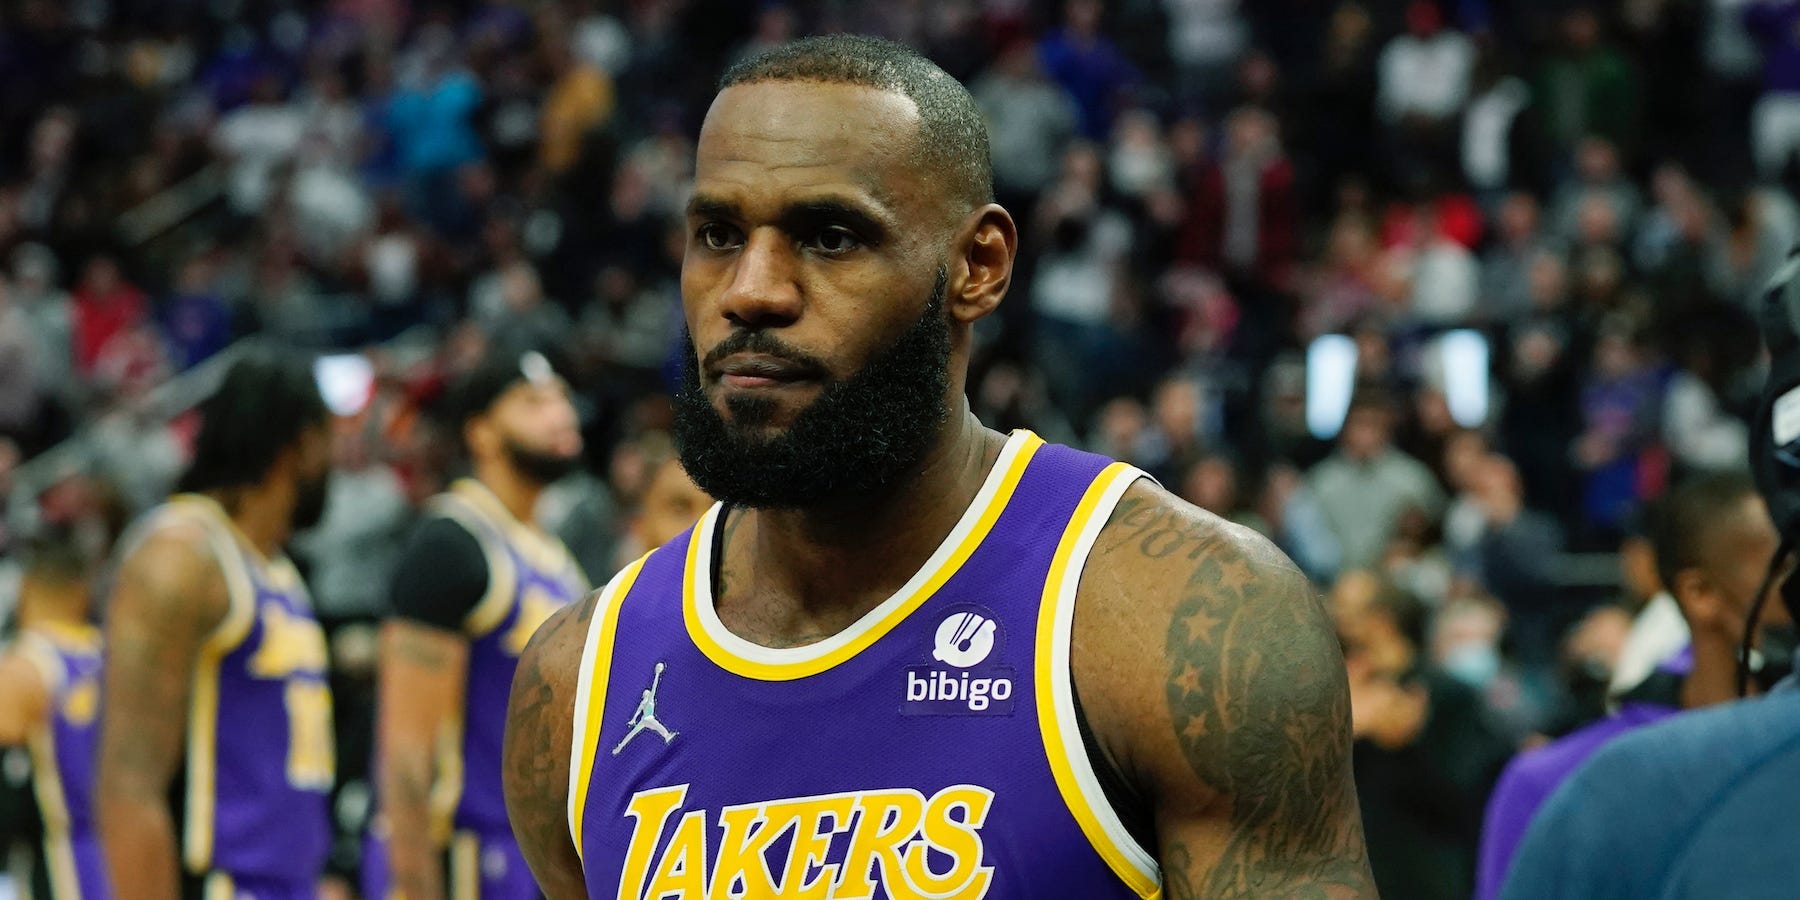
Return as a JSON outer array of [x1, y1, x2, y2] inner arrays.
[[1534, 9, 1642, 161], [1308, 390, 1444, 572], [1338, 570, 1513, 900], [1176, 106, 1299, 293], [1377, 1, 1473, 137], [69, 256, 147, 381], [1745, 0, 1800, 180], [973, 39, 1080, 211], [1037, 0, 1140, 140]]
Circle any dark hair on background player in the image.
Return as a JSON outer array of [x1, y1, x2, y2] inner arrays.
[[719, 34, 994, 211], [1651, 470, 1761, 592], [20, 527, 91, 585], [177, 349, 329, 495]]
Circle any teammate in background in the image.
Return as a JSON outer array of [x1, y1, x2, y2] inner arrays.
[[504, 36, 1373, 899], [368, 349, 589, 899], [97, 351, 337, 900], [0, 531, 109, 899]]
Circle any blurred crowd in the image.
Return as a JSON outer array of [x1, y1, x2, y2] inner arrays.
[[1, 0, 1797, 896]]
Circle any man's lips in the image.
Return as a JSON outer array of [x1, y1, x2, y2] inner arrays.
[[714, 354, 819, 389]]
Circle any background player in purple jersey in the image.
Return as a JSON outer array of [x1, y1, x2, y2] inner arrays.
[[97, 351, 337, 900], [504, 35, 1374, 900], [370, 347, 589, 899], [0, 530, 110, 900]]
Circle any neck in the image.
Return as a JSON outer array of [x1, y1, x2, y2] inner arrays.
[[209, 483, 292, 557], [18, 592, 88, 631], [473, 458, 544, 525], [1682, 628, 1742, 708], [721, 405, 1006, 643]]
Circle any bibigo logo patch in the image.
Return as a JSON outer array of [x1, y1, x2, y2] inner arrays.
[[903, 606, 1016, 716]]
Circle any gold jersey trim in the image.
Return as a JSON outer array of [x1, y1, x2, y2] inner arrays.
[[1035, 462, 1163, 898], [567, 555, 650, 863], [680, 430, 1044, 681]]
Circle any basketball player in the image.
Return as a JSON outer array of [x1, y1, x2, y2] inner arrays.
[[97, 351, 337, 900], [0, 532, 109, 899], [368, 349, 589, 899], [503, 36, 1374, 899]]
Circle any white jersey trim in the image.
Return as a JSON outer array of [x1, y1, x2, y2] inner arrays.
[[686, 429, 1034, 669]]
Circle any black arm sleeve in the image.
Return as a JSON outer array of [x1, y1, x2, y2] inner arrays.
[[387, 516, 490, 633]]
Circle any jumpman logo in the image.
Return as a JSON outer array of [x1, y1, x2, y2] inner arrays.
[[611, 662, 678, 756]]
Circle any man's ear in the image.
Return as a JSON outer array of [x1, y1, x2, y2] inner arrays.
[[464, 416, 492, 461], [947, 204, 1018, 325], [1672, 568, 1726, 634], [268, 441, 302, 483]]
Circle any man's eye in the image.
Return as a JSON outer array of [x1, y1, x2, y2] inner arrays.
[[809, 227, 862, 254], [697, 223, 741, 251]]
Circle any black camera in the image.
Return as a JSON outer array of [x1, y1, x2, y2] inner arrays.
[[1743, 251, 1800, 693]]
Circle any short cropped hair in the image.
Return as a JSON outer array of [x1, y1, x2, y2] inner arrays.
[[719, 34, 994, 212], [1651, 470, 1761, 591], [178, 349, 329, 494]]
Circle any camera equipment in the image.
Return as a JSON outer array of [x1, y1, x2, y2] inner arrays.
[[1743, 251, 1800, 695]]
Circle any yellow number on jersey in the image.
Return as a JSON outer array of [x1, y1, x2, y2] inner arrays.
[[63, 677, 99, 726], [284, 679, 335, 791], [502, 585, 565, 656]]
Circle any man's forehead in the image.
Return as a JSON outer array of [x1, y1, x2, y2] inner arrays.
[[695, 81, 924, 210]]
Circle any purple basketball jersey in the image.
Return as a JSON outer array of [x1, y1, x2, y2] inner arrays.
[[158, 496, 334, 889], [435, 479, 590, 833], [568, 432, 1164, 899], [17, 623, 110, 899], [364, 481, 588, 900]]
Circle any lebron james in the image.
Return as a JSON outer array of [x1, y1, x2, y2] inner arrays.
[[504, 36, 1374, 900]]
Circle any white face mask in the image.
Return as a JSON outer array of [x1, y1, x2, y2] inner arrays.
[[1442, 643, 1501, 687]]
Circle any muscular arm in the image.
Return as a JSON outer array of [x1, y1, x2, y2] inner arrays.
[[376, 620, 469, 900], [1075, 483, 1375, 899], [0, 651, 49, 745], [502, 593, 595, 899], [97, 525, 229, 900]]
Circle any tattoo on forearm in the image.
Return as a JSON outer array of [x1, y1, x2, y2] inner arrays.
[[1156, 524, 1372, 898], [393, 631, 453, 668]]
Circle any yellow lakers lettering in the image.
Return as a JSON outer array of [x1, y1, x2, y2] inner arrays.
[[247, 604, 328, 677], [62, 676, 99, 726], [618, 784, 995, 900], [245, 603, 335, 789]]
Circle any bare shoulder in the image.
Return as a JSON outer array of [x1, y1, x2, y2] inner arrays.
[[502, 588, 600, 899], [1076, 479, 1319, 679], [0, 649, 51, 744], [1072, 480, 1373, 898], [110, 517, 229, 633], [508, 592, 593, 742]]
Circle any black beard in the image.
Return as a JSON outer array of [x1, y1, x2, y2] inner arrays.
[[672, 268, 952, 509], [503, 438, 582, 486], [292, 472, 331, 531]]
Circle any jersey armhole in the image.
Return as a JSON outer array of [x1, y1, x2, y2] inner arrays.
[[177, 508, 257, 876], [188, 514, 258, 656], [566, 553, 649, 865], [429, 498, 518, 639], [11, 634, 65, 700], [1036, 463, 1163, 899], [1071, 677, 1159, 851]]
